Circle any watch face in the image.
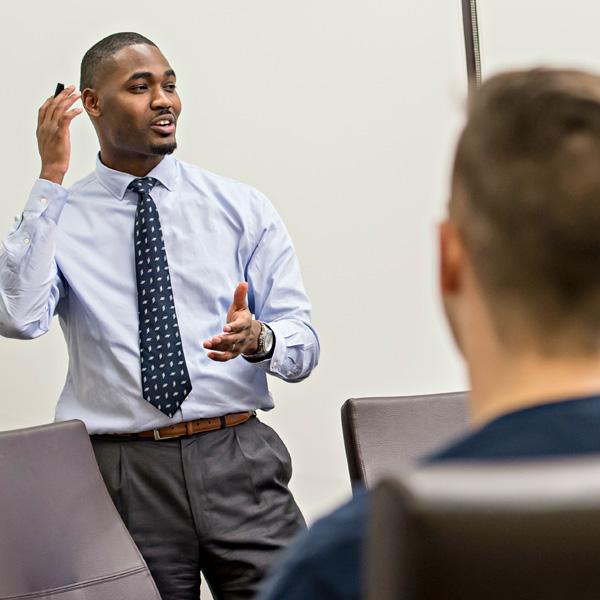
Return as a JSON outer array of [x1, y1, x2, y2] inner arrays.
[[264, 327, 274, 352]]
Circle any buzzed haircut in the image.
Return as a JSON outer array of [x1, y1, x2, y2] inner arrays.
[[452, 68, 600, 353], [80, 32, 157, 91]]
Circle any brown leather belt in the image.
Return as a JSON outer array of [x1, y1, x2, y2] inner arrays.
[[98, 411, 253, 441]]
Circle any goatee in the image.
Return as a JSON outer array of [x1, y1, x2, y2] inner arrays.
[[150, 142, 177, 155]]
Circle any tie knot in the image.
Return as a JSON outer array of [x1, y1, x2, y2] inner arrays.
[[128, 177, 158, 196]]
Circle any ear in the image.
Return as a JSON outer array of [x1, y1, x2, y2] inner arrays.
[[82, 88, 101, 117], [439, 219, 465, 294]]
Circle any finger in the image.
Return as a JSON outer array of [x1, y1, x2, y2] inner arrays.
[[46, 85, 79, 122], [223, 314, 252, 334], [207, 351, 235, 362], [59, 107, 84, 129], [45, 85, 75, 122], [38, 96, 55, 128], [231, 282, 248, 312], [208, 340, 243, 353], [51, 90, 82, 125], [203, 333, 244, 351]]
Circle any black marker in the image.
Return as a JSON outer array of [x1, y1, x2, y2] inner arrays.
[[54, 83, 65, 98]]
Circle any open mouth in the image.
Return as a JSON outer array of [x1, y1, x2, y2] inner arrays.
[[150, 116, 176, 136]]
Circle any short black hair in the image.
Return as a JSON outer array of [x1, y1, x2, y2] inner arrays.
[[80, 32, 157, 91], [453, 68, 600, 353]]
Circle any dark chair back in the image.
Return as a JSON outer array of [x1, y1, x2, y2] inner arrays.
[[0, 420, 161, 599], [367, 458, 600, 600], [341, 392, 468, 487]]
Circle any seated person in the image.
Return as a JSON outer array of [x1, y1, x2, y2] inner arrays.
[[257, 67, 600, 599]]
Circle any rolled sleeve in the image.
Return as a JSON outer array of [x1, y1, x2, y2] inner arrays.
[[262, 318, 319, 381], [245, 191, 320, 382]]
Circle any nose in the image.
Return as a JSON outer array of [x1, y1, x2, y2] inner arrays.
[[150, 86, 173, 110]]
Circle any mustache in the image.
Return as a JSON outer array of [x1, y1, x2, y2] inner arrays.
[[151, 109, 177, 124]]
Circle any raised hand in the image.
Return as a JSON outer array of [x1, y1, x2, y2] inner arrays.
[[37, 84, 83, 185], [203, 282, 261, 362]]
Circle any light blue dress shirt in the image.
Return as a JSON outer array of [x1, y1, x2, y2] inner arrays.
[[0, 155, 319, 433]]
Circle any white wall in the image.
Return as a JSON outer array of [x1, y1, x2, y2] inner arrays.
[[0, 0, 469, 529], [478, 0, 600, 76]]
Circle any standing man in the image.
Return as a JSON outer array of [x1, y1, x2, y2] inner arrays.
[[0, 32, 319, 599]]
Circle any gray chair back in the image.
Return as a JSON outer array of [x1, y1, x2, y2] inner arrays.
[[367, 458, 600, 600], [0, 420, 161, 599], [341, 392, 469, 488]]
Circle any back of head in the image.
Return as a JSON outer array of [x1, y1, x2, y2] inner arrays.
[[452, 69, 600, 354], [80, 32, 157, 91]]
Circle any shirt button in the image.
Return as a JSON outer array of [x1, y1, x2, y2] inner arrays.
[[272, 361, 279, 369], [23, 237, 30, 245], [40, 197, 48, 206]]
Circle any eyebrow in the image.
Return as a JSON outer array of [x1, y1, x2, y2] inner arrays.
[[127, 69, 177, 82]]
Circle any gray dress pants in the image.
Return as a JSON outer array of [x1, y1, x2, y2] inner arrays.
[[91, 416, 305, 600]]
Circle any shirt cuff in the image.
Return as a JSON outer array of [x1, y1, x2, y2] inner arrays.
[[24, 179, 69, 224], [263, 320, 304, 379]]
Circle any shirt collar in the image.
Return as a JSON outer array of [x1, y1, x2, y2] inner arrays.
[[95, 153, 178, 200]]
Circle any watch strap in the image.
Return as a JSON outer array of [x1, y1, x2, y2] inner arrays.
[[242, 322, 275, 362]]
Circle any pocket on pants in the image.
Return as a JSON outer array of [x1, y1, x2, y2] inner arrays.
[[253, 418, 293, 485], [91, 439, 129, 525]]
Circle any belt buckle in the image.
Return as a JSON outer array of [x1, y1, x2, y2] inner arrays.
[[153, 428, 183, 441]]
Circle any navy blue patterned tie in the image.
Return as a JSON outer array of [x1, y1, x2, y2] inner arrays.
[[129, 177, 192, 417]]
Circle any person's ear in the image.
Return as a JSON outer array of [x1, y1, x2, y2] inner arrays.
[[439, 219, 465, 295], [82, 89, 101, 117]]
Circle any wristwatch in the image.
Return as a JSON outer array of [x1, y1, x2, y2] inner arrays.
[[243, 321, 274, 360]]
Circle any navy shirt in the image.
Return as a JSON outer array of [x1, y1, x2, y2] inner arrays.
[[258, 395, 600, 600]]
